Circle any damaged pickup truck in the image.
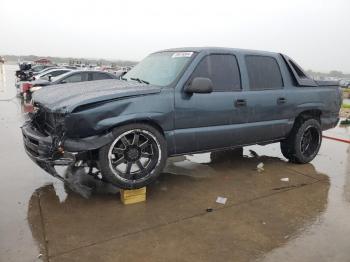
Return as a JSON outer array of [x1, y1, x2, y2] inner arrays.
[[22, 47, 342, 192]]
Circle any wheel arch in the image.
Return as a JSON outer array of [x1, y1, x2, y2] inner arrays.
[[107, 118, 165, 137], [295, 109, 322, 125]]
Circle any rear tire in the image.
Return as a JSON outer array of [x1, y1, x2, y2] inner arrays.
[[280, 119, 322, 164], [98, 123, 167, 189]]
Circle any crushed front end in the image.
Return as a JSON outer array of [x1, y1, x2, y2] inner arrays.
[[21, 102, 116, 198], [21, 104, 78, 181]]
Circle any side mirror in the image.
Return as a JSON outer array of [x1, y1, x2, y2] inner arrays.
[[48, 74, 52, 81], [185, 77, 213, 94]]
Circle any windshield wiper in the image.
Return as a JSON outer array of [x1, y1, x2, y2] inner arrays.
[[130, 77, 149, 85]]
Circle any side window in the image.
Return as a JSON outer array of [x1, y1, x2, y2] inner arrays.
[[245, 55, 283, 90], [92, 72, 113, 80], [191, 54, 241, 91], [51, 70, 67, 77], [62, 73, 82, 83]]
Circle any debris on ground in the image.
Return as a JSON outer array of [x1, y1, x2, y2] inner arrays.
[[206, 208, 213, 212], [257, 162, 264, 172], [216, 196, 228, 205], [65, 166, 119, 199], [273, 183, 307, 190], [280, 177, 289, 182], [160, 186, 168, 191]]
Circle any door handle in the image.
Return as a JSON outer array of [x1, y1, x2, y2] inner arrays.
[[235, 99, 247, 107], [277, 97, 287, 105]]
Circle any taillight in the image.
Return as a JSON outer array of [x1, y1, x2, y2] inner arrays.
[[22, 83, 33, 93]]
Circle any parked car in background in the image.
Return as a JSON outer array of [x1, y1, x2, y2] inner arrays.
[[114, 66, 133, 78], [24, 70, 118, 100], [17, 68, 74, 96], [31, 67, 61, 76], [16, 64, 55, 81], [32, 68, 72, 80], [339, 79, 350, 88], [22, 47, 342, 190]]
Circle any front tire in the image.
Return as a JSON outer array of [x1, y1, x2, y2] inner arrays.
[[98, 123, 167, 189], [280, 119, 322, 164]]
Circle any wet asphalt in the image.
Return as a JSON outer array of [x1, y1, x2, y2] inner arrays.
[[0, 64, 350, 262]]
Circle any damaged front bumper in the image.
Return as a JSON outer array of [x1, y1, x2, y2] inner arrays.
[[22, 123, 78, 181], [21, 122, 114, 179]]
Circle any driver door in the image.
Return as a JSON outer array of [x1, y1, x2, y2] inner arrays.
[[174, 54, 248, 154]]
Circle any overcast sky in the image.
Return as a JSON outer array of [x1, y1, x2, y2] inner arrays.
[[1, 0, 349, 72]]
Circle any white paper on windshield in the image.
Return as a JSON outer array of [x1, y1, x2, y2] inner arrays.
[[172, 52, 193, 58]]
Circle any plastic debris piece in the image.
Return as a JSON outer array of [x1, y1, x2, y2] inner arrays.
[[37, 254, 43, 259], [216, 196, 227, 205], [280, 177, 289, 182], [257, 162, 264, 172], [65, 166, 119, 198], [206, 208, 213, 212]]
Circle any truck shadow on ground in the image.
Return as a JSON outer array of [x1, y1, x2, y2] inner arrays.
[[27, 150, 330, 262]]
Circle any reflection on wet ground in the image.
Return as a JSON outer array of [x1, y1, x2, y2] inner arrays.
[[27, 153, 330, 262], [0, 64, 350, 262]]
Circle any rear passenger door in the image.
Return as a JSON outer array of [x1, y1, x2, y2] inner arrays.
[[242, 55, 290, 144], [174, 53, 248, 153]]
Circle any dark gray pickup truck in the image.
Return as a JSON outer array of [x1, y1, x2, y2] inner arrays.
[[22, 47, 342, 189]]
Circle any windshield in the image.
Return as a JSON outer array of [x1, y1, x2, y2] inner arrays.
[[123, 51, 194, 86]]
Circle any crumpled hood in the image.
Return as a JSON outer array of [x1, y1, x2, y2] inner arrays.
[[32, 79, 161, 113]]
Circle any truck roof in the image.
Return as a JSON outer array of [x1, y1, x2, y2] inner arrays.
[[159, 47, 279, 56]]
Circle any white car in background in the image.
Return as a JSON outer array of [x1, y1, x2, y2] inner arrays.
[[16, 68, 73, 96], [32, 68, 72, 81]]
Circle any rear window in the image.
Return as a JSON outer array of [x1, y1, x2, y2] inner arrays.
[[245, 55, 283, 90]]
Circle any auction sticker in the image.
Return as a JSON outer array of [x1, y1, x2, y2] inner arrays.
[[172, 52, 193, 58]]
